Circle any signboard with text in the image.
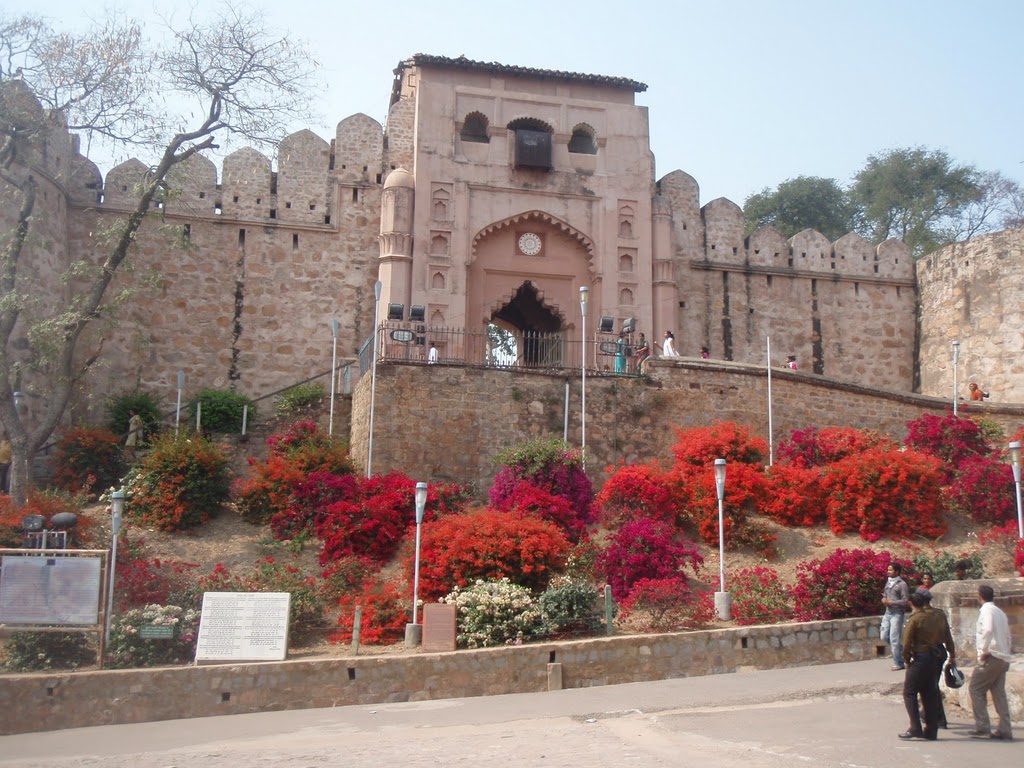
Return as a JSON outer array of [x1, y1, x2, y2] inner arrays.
[[0, 555, 101, 626], [195, 592, 291, 664]]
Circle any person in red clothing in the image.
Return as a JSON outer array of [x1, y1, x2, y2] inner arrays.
[[969, 382, 985, 401]]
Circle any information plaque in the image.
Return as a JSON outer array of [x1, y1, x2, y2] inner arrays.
[[421, 603, 458, 652], [195, 592, 291, 663], [0, 555, 101, 625]]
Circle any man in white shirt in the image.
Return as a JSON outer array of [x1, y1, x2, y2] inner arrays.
[[968, 584, 1013, 741], [427, 343, 438, 364]]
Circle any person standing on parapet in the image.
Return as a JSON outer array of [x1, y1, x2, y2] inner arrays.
[[614, 332, 627, 374], [881, 562, 909, 671], [968, 584, 1013, 741], [786, 354, 798, 370], [634, 333, 651, 374], [655, 331, 678, 358]]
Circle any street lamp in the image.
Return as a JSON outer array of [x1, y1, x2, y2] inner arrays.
[[713, 458, 730, 621], [405, 481, 428, 647], [367, 280, 382, 478], [579, 286, 589, 468], [951, 340, 960, 416], [105, 490, 125, 643], [1009, 441, 1023, 539], [329, 319, 339, 436]]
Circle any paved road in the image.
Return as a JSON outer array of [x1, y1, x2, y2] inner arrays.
[[0, 660, 1018, 767]]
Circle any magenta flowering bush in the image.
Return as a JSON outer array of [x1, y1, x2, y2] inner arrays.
[[729, 566, 792, 625], [598, 517, 703, 600], [946, 456, 1016, 525], [790, 548, 909, 621], [490, 438, 594, 525], [904, 410, 991, 482]]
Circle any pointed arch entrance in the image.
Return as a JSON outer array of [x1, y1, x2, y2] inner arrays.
[[490, 281, 564, 366]]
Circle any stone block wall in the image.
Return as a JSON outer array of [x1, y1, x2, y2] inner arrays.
[[0, 616, 882, 735]]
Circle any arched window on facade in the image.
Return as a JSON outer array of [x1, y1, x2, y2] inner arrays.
[[568, 123, 598, 154], [507, 117, 554, 170], [460, 112, 490, 143]]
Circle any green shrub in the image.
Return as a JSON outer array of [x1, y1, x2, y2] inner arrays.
[[442, 578, 543, 648], [276, 382, 325, 416], [106, 604, 200, 668], [537, 579, 604, 637], [3, 632, 95, 671], [105, 390, 162, 444], [51, 425, 126, 495], [910, 551, 983, 583], [127, 433, 231, 531], [189, 388, 256, 433]]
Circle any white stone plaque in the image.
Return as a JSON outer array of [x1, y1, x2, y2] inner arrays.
[[195, 591, 291, 663], [0, 555, 102, 625]]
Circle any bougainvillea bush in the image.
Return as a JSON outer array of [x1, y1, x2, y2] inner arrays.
[[944, 456, 1016, 525], [671, 461, 771, 548], [411, 507, 570, 601], [51, 425, 126, 496], [728, 566, 792, 626], [127, 433, 230, 532], [820, 446, 945, 541], [904, 410, 991, 481], [616, 578, 715, 633], [114, 533, 197, 611], [672, 421, 768, 468], [234, 421, 353, 525], [597, 517, 703, 600], [272, 470, 359, 541], [333, 578, 408, 645], [490, 438, 594, 526], [596, 462, 680, 528], [790, 548, 907, 621], [492, 480, 588, 541], [762, 463, 827, 527], [442, 578, 543, 648], [777, 426, 894, 468]]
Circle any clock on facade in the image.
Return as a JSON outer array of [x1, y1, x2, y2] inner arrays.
[[518, 232, 543, 256]]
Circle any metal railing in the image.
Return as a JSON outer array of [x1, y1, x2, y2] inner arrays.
[[365, 324, 646, 376]]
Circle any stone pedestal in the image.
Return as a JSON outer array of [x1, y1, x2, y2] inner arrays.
[[715, 591, 731, 622]]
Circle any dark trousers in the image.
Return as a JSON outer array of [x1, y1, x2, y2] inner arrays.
[[904, 654, 942, 738]]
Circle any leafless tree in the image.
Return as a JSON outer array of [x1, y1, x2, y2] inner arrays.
[[0, 5, 318, 505]]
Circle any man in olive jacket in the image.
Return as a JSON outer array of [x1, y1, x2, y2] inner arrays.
[[899, 591, 956, 741]]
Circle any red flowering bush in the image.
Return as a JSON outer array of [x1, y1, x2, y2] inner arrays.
[[411, 508, 570, 601], [945, 456, 1016, 525], [271, 471, 359, 540], [490, 438, 594, 525], [778, 426, 894, 468], [114, 533, 198, 611], [762, 463, 827, 527], [234, 421, 353, 525], [0, 489, 93, 547], [598, 517, 703, 600], [672, 461, 771, 547], [672, 421, 768, 467], [493, 480, 587, 541], [596, 463, 680, 528], [333, 579, 410, 645], [790, 548, 904, 621], [729, 566, 792, 625], [617, 578, 715, 632], [820, 446, 945, 541], [1016, 539, 1024, 578], [128, 434, 230, 532], [904, 410, 991, 481], [51, 426, 125, 496]]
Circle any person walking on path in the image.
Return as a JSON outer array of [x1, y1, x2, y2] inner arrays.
[[881, 563, 909, 670], [655, 331, 678, 357], [899, 590, 955, 741], [968, 584, 1014, 741], [914, 587, 948, 729]]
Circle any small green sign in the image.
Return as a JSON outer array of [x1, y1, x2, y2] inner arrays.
[[139, 624, 175, 640]]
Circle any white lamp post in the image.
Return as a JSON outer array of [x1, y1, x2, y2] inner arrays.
[[713, 458, 731, 621], [12, 391, 23, 412], [1009, 441, 1023, 539], [405, 481, 428, 647], [367, 280, 382, 478], [952, 340, 960, 416], [579, 286, 588, 468], [105, 490, 125, 643]]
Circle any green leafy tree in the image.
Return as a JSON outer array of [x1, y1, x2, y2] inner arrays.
[[0, 7, 318, 505], [743, 176, 854, 240], [850, 147, 980, 257]]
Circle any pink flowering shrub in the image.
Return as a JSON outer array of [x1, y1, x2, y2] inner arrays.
[[617, 578, 715, 632], [904, 410, 991, 482], [729, 567, 792, 625], [493, 480, 588, 541], [598, 517, 703, 600], [945, 456, 1016, 525], [777, 426, 894, 468], [790, 549, 910, 621]]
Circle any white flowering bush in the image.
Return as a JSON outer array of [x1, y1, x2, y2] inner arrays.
[[106, 604, 200, 668], [442, 578, 542, 648]]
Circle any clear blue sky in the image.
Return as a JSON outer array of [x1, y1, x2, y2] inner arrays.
[[43, 0, 1024, 206]]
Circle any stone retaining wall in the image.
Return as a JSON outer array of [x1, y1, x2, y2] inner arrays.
[[0, 616, 882, 736]]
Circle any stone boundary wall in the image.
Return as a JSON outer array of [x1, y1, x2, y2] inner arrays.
[[349, 358, 1024, 489], [0, 616, 882, 736]]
